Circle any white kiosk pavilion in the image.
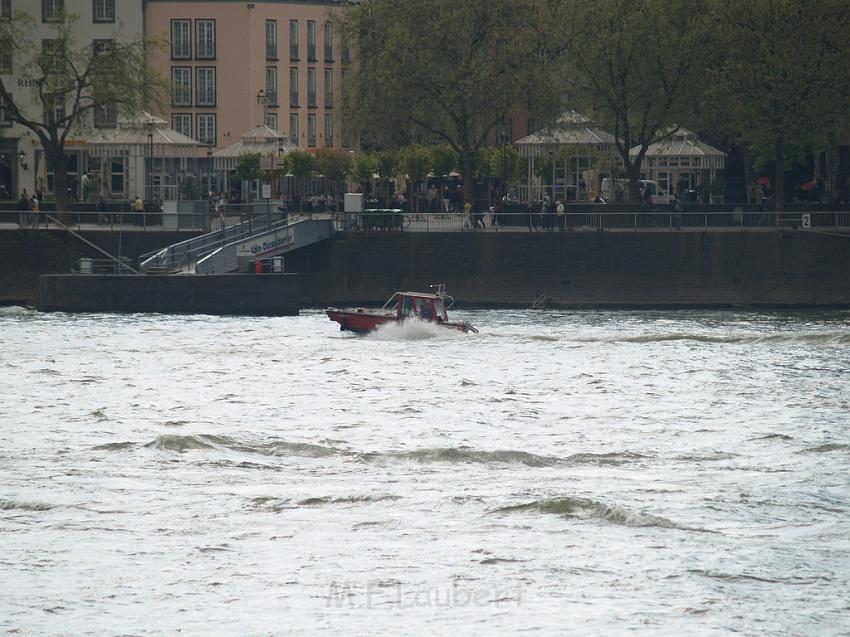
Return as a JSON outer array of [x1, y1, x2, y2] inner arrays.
[[630, 129, 726, 203], [86, 111, 201, 202], [515, 111, 620, 203]]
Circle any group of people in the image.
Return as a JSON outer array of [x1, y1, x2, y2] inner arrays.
[[16, 189, 44, 228], [525, 194, 566, 231]]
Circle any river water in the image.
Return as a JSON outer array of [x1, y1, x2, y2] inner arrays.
[[1, 307, 849, 636]]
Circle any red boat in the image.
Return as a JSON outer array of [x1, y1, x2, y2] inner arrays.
[[326, 285, 478, 334]]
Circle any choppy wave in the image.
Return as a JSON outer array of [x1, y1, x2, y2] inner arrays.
[[750, 433, 795, 441], [491, 496, 693, 530], [799, 443, 850, 454], [134, 435, 649, 469], [143, 434, 235, 453], [296, 495, 401, 506], [374, 447, 562, 467], [0, 305, 35, 316], [688, 569, 826, 585], [567, 332, 850, 345], [0, 498, 55, 511], [92, 441, 137, 451], [369, 319, 464, 341]]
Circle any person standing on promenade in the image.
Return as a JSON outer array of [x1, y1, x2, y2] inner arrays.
[[18, 191, 30, 227], [30, 194, 40, 228]]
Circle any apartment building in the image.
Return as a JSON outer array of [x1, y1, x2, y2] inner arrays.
[[0, 0, 143, 200], [144, 0, 350, 153]]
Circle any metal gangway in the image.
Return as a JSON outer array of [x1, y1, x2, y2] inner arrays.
[[139, 216, 335, 275]]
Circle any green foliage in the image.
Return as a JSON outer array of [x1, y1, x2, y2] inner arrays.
[[233, 153, 263, 183], [703, 0, 850, 208], [340, 0, 560, 199], [399, 145, 432, 184], [374, 150, 400, 181], [554, 0, 711, 200], [179, 175, 202, 200], [83, 173, 102, 201], [314, 148, 352, 183], [429, 145, 459, 178], [0, 8, 167, 210], [284, 150, 317, 180], [350, 153, 378, 185], [479, 146, 524, 185]]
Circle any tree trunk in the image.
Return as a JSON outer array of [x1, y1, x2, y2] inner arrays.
[[625, 159, 642, 204], [51, 147, 70, 222], [461, 150, 475, 207], [774, 136, 786, 213]]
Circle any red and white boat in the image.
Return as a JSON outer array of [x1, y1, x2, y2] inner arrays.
[[326, 285, 478, 334]]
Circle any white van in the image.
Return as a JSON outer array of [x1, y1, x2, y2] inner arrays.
[[601, 178, 672, 205]]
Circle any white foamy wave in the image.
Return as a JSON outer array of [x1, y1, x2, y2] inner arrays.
[[369, 318, 461, 341], [0, 305, 36, 316]]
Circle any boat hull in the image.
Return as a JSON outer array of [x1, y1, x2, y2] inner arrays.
[[326, 309, 477, 334]]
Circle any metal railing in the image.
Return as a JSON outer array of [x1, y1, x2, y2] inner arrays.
[[9, 207, 850, 236], [337, 210, 850, 233]]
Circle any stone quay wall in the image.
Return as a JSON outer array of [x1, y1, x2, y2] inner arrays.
[[1, 228, 849, 309]]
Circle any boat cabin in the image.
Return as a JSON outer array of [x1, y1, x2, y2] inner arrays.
[[382, 292, 448, 322]]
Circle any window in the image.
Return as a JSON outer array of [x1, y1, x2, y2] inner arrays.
[[42, 0, 63, 22], [264, 113, 277, 130], [0, 39, 10, 73], [171, 67, 191, 106], [197, 113, 216, 146], [497, 120, 512, 146], [266, 20, 277, 59], [196, 67, 216, 106], [172, 113, 191, 138], [0, 105, 12, 127], [93, 0, 114, 23], [307, 113, 316, 147], [341, 68, 349, 101], [289, 113, 298, 145], [324, 69, 333, 108], [289, 20, 298, 59], [110, 157, 125, 194], [289, 67, 298, 107], [324, 113, 333, 147], [93, 102, 116, 128], [2, 0, 12, 19], [306, 21, 316, 61], [341, 32, 350, 65], [195, 20, 215, 59], [44, 94, 65, 126], [171, 20, 191, 59], [323, 22, 333, 62], [42, 39, 61, 73], [307, 68, 316, 107], [91, 38, 114, 74], [265, 66, 277, 106]]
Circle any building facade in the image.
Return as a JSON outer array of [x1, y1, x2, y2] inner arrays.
[[144, 0, 349, 155], [0, 0, 143, 201]]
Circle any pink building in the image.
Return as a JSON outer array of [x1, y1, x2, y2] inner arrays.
[[145, 0, 350, 152]]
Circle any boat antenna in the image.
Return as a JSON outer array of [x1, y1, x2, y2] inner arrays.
[[430, 283, 454, 309]]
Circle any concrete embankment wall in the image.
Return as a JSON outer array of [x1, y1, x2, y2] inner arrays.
[[39, 273, 299, 316], [285, 230, 850, 308], [2, 228, 849, 308], [0, 229, 199, 306]]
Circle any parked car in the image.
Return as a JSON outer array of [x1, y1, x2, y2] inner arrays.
[[601, 178, 672, 205]]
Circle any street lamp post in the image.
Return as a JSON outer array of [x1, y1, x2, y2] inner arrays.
[[257, 89, 267, 127], [147, 131, 153, 203], [549, 147, 556, 204]]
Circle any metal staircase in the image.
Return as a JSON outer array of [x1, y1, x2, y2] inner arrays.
[[139, 216, 335, 274]]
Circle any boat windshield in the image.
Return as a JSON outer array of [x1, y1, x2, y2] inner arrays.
[[380, 293, 400, 313], [434, 298, 447, 320]]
